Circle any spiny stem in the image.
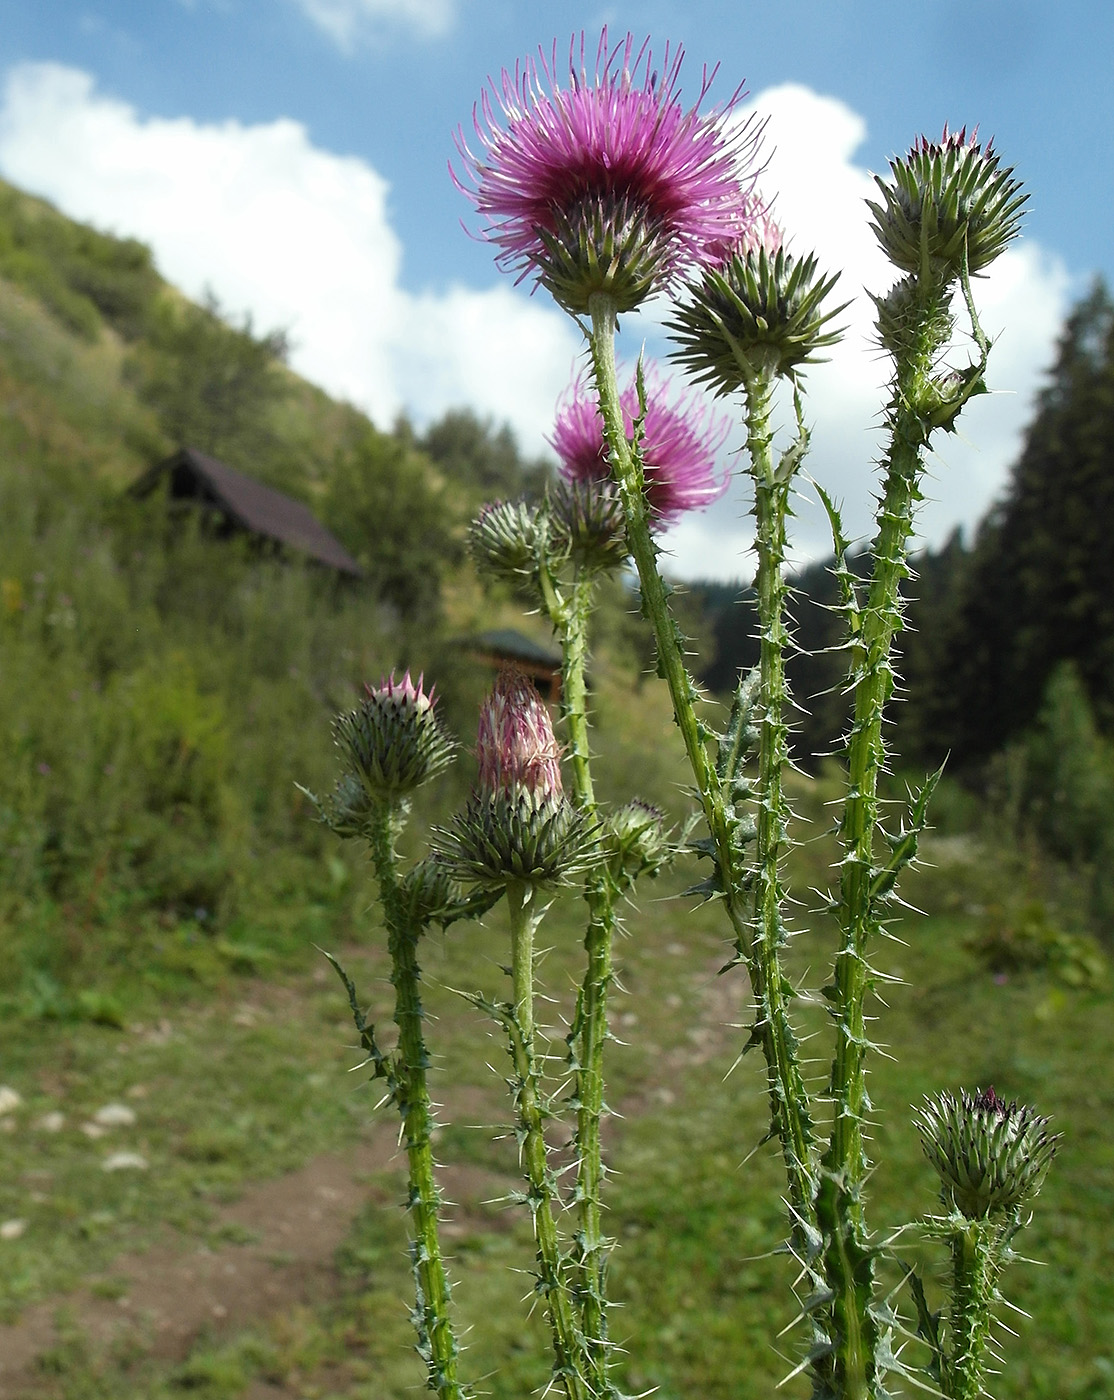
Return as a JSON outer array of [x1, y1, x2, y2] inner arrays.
[[944, 1218, 1010, 1400], [560, 572, 598, 812], [549, 569, 618, 1395], [367, 802, 464, 1400], [819, 276, 956, 1400], [586, 292, 817, 1243], [505, 879, 591, 1400]]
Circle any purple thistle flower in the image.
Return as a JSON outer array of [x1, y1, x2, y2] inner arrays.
[[548, 370, 730, 526], [453, 30, 763, 313], [475, 667, 564, 799]]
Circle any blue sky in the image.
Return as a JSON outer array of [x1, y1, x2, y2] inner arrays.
[[1, 1, 1110, 577]]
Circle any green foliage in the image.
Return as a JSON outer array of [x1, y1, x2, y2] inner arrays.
[[0, 179, 162, 341], [966, 899, 1107, 989], [909, 281, 1114, 765], [323, 428, 457, 621], [128, 290, 292, 479], [418, 407, 551, 503]]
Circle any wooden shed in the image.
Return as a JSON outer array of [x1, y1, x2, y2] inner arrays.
[[464, 628, 565, 703], [131, 447, 363, 577]]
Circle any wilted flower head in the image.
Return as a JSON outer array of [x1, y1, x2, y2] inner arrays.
[[475, 667, 563, 798], [916, 1085, 1060, 1220], [453, 30, 763, 313], [868, 125, 1026, 281], [549, 370, 729, 525]]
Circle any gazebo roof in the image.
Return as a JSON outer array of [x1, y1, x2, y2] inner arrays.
[[132, 447, 363, 577], [465, 628, 562, 670]]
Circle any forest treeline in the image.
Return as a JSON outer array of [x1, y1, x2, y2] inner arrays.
[[692, 284, 1114, 767]]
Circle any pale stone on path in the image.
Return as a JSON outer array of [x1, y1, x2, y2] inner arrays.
[[81, 1122, 108, 1139], [102, 1152, 148, 1172], [36, 1111, 65, 1132], [0, 1219, 27, 1240], [93, 1103, 137, 1127], [0, 1087, 22, 1116]]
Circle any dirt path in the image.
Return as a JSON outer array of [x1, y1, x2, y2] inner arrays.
[[0, 950, 745, 1398], [0, 1120, 527, 1399]]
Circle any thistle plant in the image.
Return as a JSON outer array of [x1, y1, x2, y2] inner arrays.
[[308, 28, 1060, 1400], [301, 674, 468, 1400]]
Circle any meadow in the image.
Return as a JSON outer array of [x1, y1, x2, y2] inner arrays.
[[0, 178, 1111, 1400]]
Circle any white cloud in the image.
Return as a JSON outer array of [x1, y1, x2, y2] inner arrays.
[[0, 61, 578, 456], [647, 84, 1071, 577], [292, 0, 455, 48], [0, 65, 1070, 579]]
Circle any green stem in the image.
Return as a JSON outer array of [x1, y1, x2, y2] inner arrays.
[[550, 569, 617, 1395], [818, 279, 956, 1400], [560, 572, 597, 813], [586, 294, 816, 1244], [505, 879, 590, 1400], [945, 1220, 1007, 1400], [367, 803, 464, 1400]]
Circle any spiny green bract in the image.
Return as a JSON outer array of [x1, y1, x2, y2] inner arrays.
[[333, 674, 457, 801], [867, 128, 1026, 280], [537, 193, 671, 315], [604, 799, 671, 884], [431, 789, 600, 890], [915, 1086, 1060, 1220], [468, 499, 552, 586], [668, 245, 844, 392], [547, 477, 629, 574]]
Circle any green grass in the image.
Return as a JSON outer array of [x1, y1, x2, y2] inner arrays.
[[2, 823, 1110, 1400]]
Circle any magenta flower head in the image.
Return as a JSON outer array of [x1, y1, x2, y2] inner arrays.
[[432, 668, 599, 889], [475, 667, 564, 799], [549, 369, 730, 526], [453, 30, 763, 314]]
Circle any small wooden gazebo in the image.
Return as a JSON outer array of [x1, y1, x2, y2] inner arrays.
[[131, 447, 363, 577], [463, 628, 564, 703]]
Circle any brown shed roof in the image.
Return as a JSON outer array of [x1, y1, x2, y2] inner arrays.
[[132, 447, 363, 577]]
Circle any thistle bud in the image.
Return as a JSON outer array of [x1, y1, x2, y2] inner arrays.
[[915, 1086, 1060, 1220], [399, 858, 465, 927], [433, 668, 599, 888], [468, 499, 553, 585], [475, 667, 564, 797], [547, 477, 629, 573], [300, 771, 375, 839], [605, 799, 672, 883], [333, 671, 456, 801], [669, 241, 844, 392], [867, 127, 1026, 281], [537, 192, 674, 316]]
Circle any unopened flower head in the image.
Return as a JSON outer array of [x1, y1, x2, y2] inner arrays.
[[475, 667, 563, 798], [916, 1085, 1060, 1220], [547, 475, 629, 573], [332, 670, 456, 801], [549, 370, 729, 526], [868, 126, 1026, 281], [606, 799, 672, 883], [453, 30, 763, 314], [432, 668, 600, 888], [669, 234, 844, 392], [468, 499, 549, 585]]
